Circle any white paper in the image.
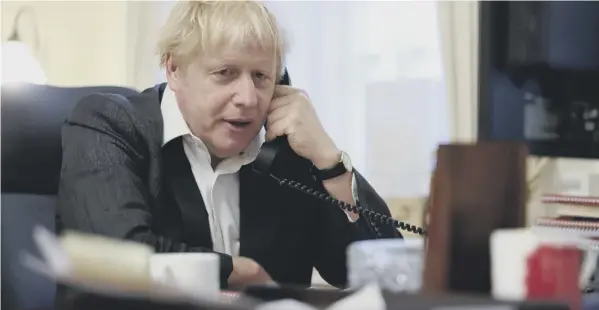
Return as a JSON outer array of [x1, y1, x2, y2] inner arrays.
[[256, 299, 319, 310], [255, 283, 386, 310], [326, 284, 385, 310]]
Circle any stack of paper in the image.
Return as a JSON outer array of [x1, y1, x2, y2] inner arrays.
[[24, 226, 208, 304]]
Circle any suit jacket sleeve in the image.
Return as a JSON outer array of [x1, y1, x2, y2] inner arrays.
[[312, 169, 402, 288], [57, 94, 233, 286]]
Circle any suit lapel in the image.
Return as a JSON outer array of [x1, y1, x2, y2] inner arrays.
[[162, 137, 213, 248], [238, 165, 282, 258]]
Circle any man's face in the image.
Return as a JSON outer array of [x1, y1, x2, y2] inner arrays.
[[167, 46, 277, 159]]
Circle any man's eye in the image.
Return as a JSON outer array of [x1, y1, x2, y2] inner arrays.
[[254, 72, 266, 80], [217, 69, 232, 77]]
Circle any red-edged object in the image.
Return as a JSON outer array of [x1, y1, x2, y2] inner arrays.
[[525, 245, 582, 310]]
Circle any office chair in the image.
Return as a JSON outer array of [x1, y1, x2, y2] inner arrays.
[[1, 83, 140, 310]]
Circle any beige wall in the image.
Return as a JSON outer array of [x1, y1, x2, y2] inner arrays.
[[1, 1, 166, 89]]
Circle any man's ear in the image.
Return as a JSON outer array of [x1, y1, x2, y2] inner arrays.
[[165, 55, 181, 89]]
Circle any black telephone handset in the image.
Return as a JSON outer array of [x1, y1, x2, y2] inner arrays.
[[258, 70, 427, 237]]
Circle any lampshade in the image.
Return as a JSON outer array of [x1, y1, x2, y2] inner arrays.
[[2, 40, 47, 84]]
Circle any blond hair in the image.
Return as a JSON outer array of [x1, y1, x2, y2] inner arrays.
[[157, 0, 286, 77]]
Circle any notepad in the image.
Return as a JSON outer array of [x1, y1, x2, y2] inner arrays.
[[59, 230, 155, 292]]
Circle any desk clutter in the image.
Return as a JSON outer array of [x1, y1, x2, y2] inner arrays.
[[24, 224, 574, 310], [25, 226, 391, 310], [535, 193, 599, 293], [18, 143, 598, 310], [25, 228, 569, 310], [422, 143, 598, 310]]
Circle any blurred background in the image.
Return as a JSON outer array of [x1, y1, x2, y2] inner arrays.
[[0, 0, 465, 237], [2, 0, 598, 236]]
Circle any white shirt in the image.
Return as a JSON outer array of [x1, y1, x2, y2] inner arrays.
[[161, 86, 358, 257]]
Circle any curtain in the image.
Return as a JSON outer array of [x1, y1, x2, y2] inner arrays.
[[437, 1, 479, 142], [126, 1, 174, 90]]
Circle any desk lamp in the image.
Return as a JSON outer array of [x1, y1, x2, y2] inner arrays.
[[2, 6, 46, 84]]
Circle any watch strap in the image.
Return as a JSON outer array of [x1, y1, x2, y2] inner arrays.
[[311, 161, 348, 181]]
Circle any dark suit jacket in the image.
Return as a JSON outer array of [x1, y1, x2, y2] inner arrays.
[[57, 83, 400, 299]]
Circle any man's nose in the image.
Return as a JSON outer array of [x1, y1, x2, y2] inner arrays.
[[232, 76, 258, 107]]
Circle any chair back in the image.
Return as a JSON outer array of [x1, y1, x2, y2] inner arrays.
[[1, 83, 139, 310]]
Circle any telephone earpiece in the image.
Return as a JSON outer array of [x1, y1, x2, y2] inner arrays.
[[253, 69, 293, 176], [252, 69, 427, 236], [252, 136, 289, 177]]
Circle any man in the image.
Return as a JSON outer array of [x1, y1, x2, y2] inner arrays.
[[57, 0, 400, 294]]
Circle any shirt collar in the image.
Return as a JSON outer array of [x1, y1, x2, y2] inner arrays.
[[160, 85, 263, 163]]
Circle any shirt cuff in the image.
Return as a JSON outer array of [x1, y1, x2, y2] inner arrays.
[[342, 172, 359, 223]]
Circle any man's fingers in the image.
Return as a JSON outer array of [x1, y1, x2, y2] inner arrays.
[[273, 85, 302, 99], [264, 118, 287, 142], [266, 104, 288, 128], [229, 257, 273, 286], [268, 94, 292, 112]]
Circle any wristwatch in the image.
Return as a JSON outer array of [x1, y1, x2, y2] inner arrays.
[[311, 151, 353, 181]]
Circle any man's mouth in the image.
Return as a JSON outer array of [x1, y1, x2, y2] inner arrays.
[[226, 120, 252, 128]]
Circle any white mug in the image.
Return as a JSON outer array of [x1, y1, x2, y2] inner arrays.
[[150, 253, 220, 299], [490, 228, 597, 301]]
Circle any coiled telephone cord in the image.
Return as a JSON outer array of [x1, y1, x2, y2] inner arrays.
[[269, 174, 427, 236]]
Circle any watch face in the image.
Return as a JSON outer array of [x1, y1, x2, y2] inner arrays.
[[341, 151, 353, 172]]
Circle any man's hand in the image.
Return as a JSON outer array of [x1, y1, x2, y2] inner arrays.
[[266, 86, 357, 217], [265, 85, 340, 170], [227, 257, 274, 288]]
